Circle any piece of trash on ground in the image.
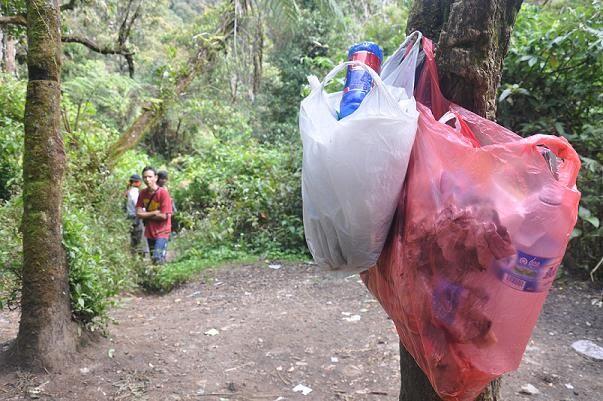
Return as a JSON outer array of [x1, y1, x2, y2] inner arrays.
[[519, 383, 540, 395], [571, 339, 603, 360], [343, 315, 361, 322], [292, 384, 312, 395], [204, 328, 219, 336]]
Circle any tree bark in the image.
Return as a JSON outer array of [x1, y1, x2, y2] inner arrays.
[[408, 0, 523, 119], [8, 0, 77, 371], [251, 10, 263, 99], [4, 34, 17, 74], [1, 29, 18, 75], [0, 29, 3, 67], [399, 1, 523, 400]]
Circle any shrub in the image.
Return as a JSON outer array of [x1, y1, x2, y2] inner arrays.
[[498, 1, 603, 278], [170, 138, 306, 256]]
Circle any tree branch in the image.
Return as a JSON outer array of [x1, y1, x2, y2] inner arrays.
[[62, 35, 136, 78], [2, 1, 136, 77], [118, 0, 135, 46], [0, 15, 27, 27], [62, 34, 134, 57], [60, 0, 79, 12], [115, 0, 142, 77]]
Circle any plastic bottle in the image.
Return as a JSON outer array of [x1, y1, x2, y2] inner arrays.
[[497, 184, 569, 293], [339, 42, 383, 119]]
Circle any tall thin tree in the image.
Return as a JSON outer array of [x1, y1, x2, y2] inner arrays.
[[8, 0, 77, 370]]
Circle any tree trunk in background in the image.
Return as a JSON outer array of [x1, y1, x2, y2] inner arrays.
[[10, 0, 77, 370], [251, 11, 263, 99], [399, 0, 523, 399], [4, 34, 16, 74], [0, 29, 4, 69], [1, 29, 18, 75]]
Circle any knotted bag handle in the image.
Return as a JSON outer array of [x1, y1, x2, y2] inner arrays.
[[308, 61, 399, 118]]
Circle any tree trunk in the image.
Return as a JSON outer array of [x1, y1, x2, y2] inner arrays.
[[0, 29, 4, 69], [9, 0, 77, 371], [4, 34, 16, 74], [251, 11, 263, 99], [399, 1, 523, 400], [408, 0, 523, 119]]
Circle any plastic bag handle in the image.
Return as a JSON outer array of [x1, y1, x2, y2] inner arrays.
[[307, 75, 321, 92], [381, 31, 423, 95], [522, 134, 581, 187], [316, 60, 398, 116], [449, 111, 580, 185], [415, 36, 450, 119], [438, 111, 456, 125], [319, 60, 387, 92], [438, 111, 481, 148]]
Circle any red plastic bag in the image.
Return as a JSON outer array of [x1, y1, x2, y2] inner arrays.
[[362, 37, 581, 401]]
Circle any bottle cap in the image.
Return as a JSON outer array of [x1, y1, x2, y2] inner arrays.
[[347, 42, 383, 61]]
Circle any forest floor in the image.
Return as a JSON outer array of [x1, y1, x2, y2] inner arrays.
[[0, 262, 601, 401]]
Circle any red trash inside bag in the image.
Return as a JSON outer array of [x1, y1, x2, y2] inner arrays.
[[362, 37, 581, 401]]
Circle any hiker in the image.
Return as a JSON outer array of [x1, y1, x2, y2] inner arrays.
[[136, 166, 173, 264], [157, 170, 179, 233], [157, 170, 169, 189], [125, 174, 148, 257]]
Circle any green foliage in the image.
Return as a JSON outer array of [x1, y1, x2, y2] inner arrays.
[[498, 1, 602, 135], [170, 138, 306, 255], [62, 60, 139, 132], [0, 196, 22, 310], [498, 0, 603, 278], [361, 2, 410, 57], [0, 74, 25, 201], [254, 7, 345, 143], [63, 206, 136, 328], [0, 71, 145, 330]]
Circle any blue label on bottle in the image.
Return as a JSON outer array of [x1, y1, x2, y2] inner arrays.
[[344, 71, 373, 93], [496, 250, 560, 292], [343, 51, 381, 94]]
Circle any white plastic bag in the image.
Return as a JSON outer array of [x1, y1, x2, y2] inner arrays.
[[300, 60, 419, 272], [381, 31, 423, 95]]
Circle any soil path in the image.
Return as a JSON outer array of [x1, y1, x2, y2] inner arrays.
[[0, 262, 601, 401]]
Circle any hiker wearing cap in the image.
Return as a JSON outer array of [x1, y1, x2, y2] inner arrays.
[[126, 174, 148, 256], [136, 166, 173, 265]]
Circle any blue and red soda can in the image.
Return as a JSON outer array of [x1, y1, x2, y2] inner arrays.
[[339, 42, 384, 119]]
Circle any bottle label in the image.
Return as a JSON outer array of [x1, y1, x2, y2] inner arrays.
[[344, 51, 381, 94], [495, 250, 560, 292]]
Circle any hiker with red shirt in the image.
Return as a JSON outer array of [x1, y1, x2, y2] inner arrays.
[[136, 166, 173, 264]]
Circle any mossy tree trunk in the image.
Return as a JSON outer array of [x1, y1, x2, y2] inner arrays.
[[10, 0, 77, 371], [399, 0, 523, 400], [407, 0, 523, 119]]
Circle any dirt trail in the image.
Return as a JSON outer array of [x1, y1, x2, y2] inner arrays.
[[0, 262, 601, 401]]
